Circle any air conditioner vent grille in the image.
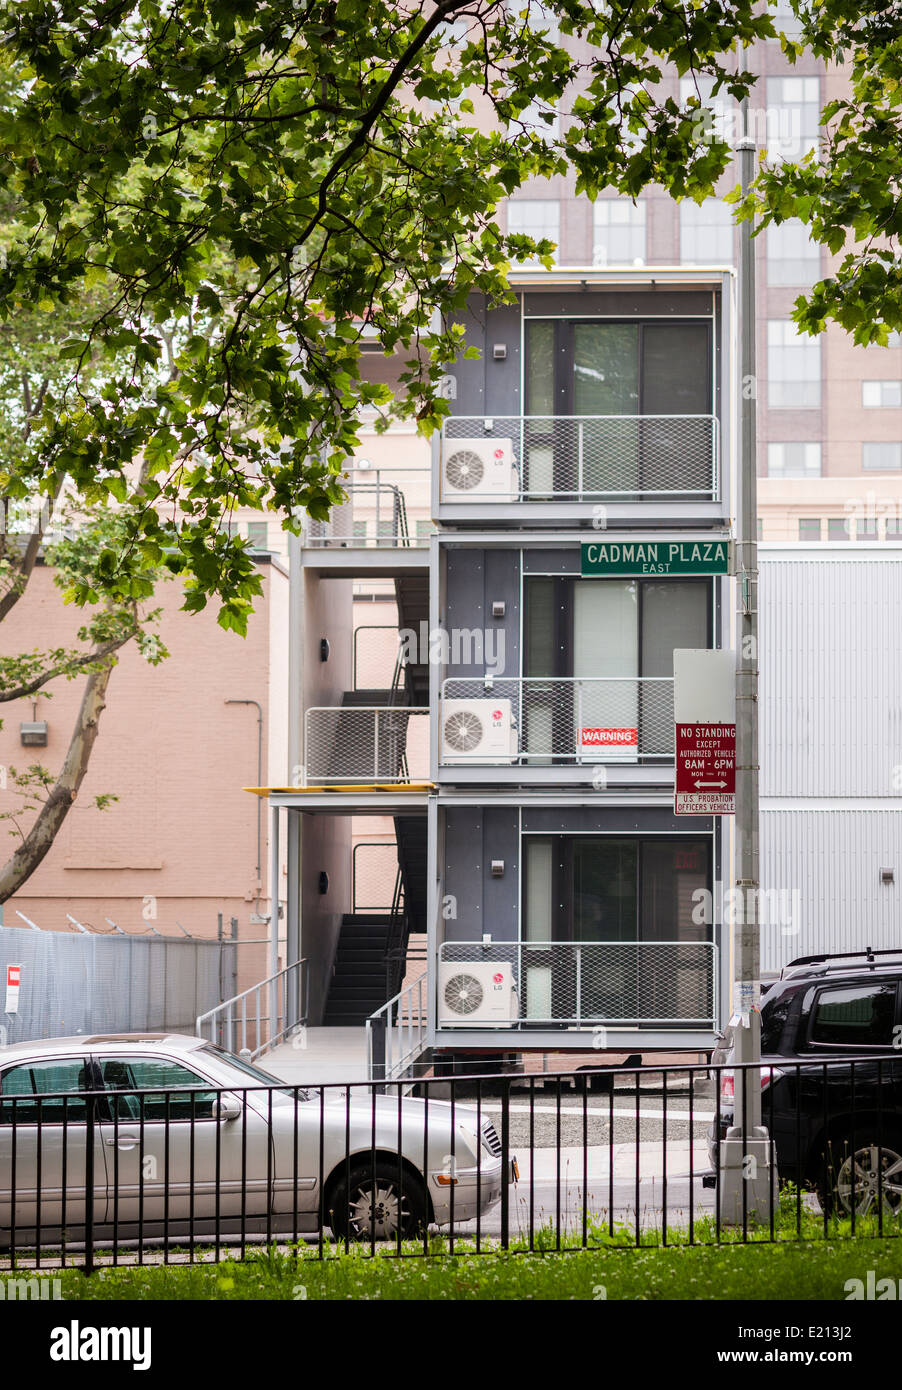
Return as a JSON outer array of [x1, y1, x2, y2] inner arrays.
[[444, 449, 485, 491], [443, 973, 484, 1016]]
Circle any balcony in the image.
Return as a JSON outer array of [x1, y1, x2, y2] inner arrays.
[[303, 467, 431, 547], [304, 705, 429, 784], [440, 415, 719, 505], [439, 676, 674, 766], [439, 940, 717, 1028]]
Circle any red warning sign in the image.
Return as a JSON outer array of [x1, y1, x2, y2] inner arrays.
[[675, 723, 736, 816]]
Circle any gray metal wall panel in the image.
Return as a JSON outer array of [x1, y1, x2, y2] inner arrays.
[[760, 555, 902, 797], [522, 290, 715, 317], [445, 548, 519, 678], [521, 808, 713, 834], [760, 809, 902, 973], [443, 806, 519, 942], [447, 297, 487, 415], [485, 303, 522, 418]]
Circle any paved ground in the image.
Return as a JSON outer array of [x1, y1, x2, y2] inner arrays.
[[265, 1028, 369, 1085]]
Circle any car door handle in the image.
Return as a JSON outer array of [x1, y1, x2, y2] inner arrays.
[[104, 1134, 140, 1149]]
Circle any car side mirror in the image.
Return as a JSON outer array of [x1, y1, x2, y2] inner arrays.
[[212, 1093, 242, 1122]]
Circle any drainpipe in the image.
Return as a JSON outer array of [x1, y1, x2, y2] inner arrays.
[[225, 699, 264, 914]]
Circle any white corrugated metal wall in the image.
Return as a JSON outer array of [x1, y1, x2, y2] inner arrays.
[[759, 547, 902, 970]]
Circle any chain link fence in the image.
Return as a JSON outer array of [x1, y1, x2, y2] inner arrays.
[[0, 925, 230, 1045]]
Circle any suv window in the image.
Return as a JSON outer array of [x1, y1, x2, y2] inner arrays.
[[808, 982, 898, 1048], [97, 1056, 219, 1121], [0, 1059, 89, 1124]]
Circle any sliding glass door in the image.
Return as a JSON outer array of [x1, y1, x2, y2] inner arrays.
[[524, 318, 712, 497], [524, 576, 709, 762], [522, 835, 712, 1023]]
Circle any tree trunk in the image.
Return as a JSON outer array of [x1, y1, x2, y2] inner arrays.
[[0, 659, 114, 903]]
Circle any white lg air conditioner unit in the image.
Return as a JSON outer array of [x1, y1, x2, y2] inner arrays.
[[439, 961, 517, 1027], [442, 438, 518, 501], [441, 698, 517, 764]]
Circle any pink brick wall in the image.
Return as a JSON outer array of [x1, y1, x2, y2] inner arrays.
[[0, 559, 287, 997]]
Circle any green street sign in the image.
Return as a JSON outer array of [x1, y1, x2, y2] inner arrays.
[[581, 539, 732, 578]]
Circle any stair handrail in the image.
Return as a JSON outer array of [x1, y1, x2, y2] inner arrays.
[[196, 958, 307, 1060], [366, 971, 428, 1082]]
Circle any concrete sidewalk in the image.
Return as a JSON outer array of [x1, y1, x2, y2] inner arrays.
[[263, 1027, 369, 1086]]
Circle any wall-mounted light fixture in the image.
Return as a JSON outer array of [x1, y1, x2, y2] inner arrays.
[[20, 721, 48, 747], [491, 860, 505, 877], [318, 871, 329, 895], [881, 867, 895, 885], [320, 638, 330, 663], [492, 344, 508, 361], [491, 600, 506, 619]]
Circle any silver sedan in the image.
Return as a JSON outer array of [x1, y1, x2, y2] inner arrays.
[[0, 1033, 508, 1246]]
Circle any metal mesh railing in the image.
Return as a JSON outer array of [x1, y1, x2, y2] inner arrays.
[[441, 415, 718, 500], [439, 940, 717, 1026], [440, 677, 674, 763], [304, 470, 431, 546], [305, 706, 429, 783]]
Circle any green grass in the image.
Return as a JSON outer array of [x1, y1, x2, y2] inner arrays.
[[5, 1188, 901, 1301], [12, 1235, 902, 1301]]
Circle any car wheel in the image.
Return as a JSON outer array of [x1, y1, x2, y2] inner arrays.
[[818, 1140, 902, 1217], [329, 1162, 427, 1242]]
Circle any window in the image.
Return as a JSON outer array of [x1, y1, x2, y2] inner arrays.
[[680, 199, 733, 266], [415, 519, 433, 540], [856, 518, 878, 540], [0, 1059, 88, 1124], [506, 0, 559, 41], [863, 442, 902, 472], [592, 200, 646, 266], [98, 1057, 219, 1122], [516, 97, 559, 142], [886, 517, 902, 538], [531, 576, 709, 676], [757, 518, 765, 540], [869, 331, 902, 349], [767, 320, 820, 408], [439, 16, 468, 47], [862, 380, 902, 408], [523, 317, 713, 493], [507, 199, 560, 264], [525, 576, 709, 757], [766, 219, 820, 285], [767, 76, 820, 160], [798, 518, 822, 541], [768, 443, 821, 478], [523, 837, 711, 944], [521, 836, 712, 1020], [827, 517, 850, 541], [246, 521, 269, 550], [772, 0, 805, 39], [809, 983, 898, 1048], [679, 75, 735, 148]]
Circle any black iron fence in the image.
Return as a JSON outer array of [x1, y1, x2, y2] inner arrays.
[[2, 1055, 902, 1270]]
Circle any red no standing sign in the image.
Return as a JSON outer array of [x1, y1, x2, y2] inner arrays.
[[675, 723, 736, 815]]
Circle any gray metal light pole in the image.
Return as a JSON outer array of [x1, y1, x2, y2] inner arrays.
[[286, 526, 304, 1031], [719, 108, 774, 1224], [733, 121, 762, 1131]]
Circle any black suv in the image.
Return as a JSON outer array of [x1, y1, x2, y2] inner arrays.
[[709, 948, 902, 1215]]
